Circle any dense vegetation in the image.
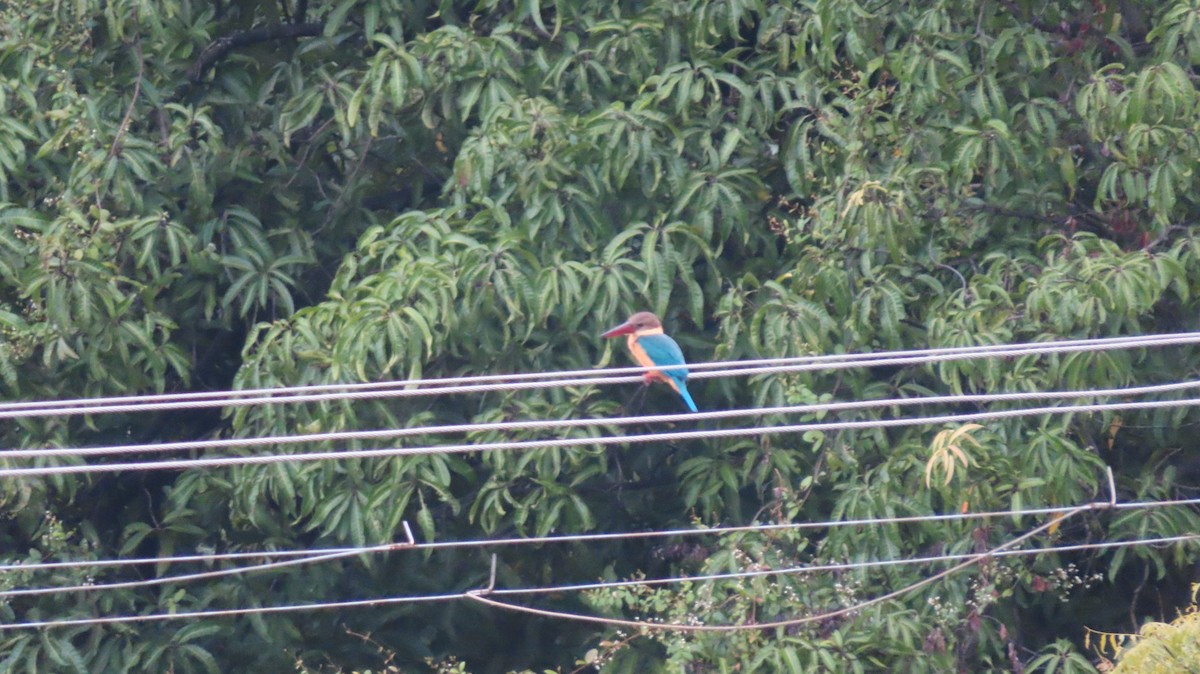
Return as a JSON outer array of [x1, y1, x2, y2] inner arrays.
[[2, 0, 1200, 671]]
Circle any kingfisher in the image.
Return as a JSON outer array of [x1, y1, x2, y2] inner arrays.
[[601, 311, 698, 412]]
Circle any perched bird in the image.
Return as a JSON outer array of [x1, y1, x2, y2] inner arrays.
[[601, 311, 697, 412]]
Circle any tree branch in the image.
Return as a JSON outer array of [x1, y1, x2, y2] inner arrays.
[[958, 200, 1065, 225], [996, 0, 1056, 33], [108, 42, 145, 161], [187, 22, 323, 83]]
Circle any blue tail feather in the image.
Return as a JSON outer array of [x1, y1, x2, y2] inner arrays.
[[675, 378, 698, 412]]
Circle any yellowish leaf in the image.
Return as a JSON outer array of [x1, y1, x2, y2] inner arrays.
[[1107, 416, 1123, 450], [925, 424, 982, 487], [1047, 511, 1065, 536]]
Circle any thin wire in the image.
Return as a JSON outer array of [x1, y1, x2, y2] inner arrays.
[[686, 332, 1200, 381], [487, 533, 1200, 596], [3, 396, 1198, 478], [0, 592, 467, 631], [4, 530, 1195, 628], [0, 506, 1077, 593], [7, 515, 1194, 632], [4, 504, 1128, 631], [0, 541, 414, 599], [3, 333, 1198, 419], [0, 549, 351, 573], [8, 497, 1200, 575], [1, 332, 1187, 411], [466, 505, 1093, 632], [11, 497, 1200, 597], [0, 505, 1081, 574], [11, 379, 1200, 461]]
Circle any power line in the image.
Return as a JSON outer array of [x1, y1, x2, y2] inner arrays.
[[9, 496, 1199, 597], [1, 339, 1194, 631], [4, 517, 1195, 632], [484, 534, 1200, 596], [3, 396, 1198, 478], [9, 504, 1159, 632], [0, 540, 413, 599], [0, 549, 350, 573], [466, 505, 1093, 632], [0, 504, 1084, 574], [0, 592, 466, 631], [7, 331, 1187, 410], [0, 505, 1070, 594], [9, 379, 1199, 461], [2, 332, 1197, 419], [0, 503, 1086, 573], [10, 497, 1200, 574]]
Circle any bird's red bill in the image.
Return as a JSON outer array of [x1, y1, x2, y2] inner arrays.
[[601, 322, 635, 338]]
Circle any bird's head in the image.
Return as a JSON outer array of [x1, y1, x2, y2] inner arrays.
[[601, 311, 663, 338]]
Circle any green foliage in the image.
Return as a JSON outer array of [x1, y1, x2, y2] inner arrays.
[[584, 526, 954, 673], [1109, 610, 1200, 674], [1083, 586, 1200, 674], [2, 0, 1200, 672], [1027, 639, 1103, 674]]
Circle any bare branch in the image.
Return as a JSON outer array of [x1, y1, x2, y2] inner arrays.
[[108, 41, 145, 161], [187, 22, 323, 83]]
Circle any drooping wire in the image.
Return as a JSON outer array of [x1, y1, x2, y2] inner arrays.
[[6, 497, 1198, 598], [20, 503, 1195, 631], [2, 337, 1198, 632], [1, 332, 1197, 419], [6, 379, 1199, 461], [464, 503, 1092, 632], [2, 396, 1197, 478], [9, 531, 1192, 632], [0, 502, 1092, 573]]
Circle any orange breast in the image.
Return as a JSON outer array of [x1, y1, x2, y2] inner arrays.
[[626, 335, 674, 387]]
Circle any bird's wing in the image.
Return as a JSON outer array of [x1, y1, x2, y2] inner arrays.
[[626, 338, 657, 370], [636, 334, 688, 376]]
